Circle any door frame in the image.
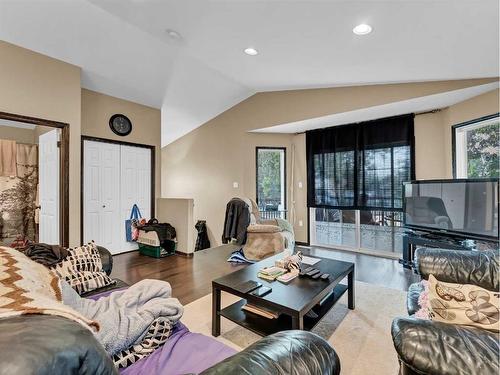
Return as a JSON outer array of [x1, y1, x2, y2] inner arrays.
[[80, 135, 155, 246], [0, 111, 70, 247]]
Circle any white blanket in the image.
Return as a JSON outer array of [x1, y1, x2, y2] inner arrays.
[[62, 279, 183, 355]]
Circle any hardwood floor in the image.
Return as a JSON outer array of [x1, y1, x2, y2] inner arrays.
[[300, 246, 420, 291], [111, 245, 244, 304], [111, 245, 418, 305]]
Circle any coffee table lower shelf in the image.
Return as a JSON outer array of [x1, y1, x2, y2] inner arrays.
[[219, 283, 348, 337]]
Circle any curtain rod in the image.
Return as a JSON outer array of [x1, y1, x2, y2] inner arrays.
[[293, 109, 443, 135], [415, 108, 442, 116]]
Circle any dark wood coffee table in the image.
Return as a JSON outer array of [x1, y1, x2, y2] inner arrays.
[[212, 253, 355, 337]]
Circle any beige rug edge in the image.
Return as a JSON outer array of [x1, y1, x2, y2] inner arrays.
[[181, 281, 406, 375]]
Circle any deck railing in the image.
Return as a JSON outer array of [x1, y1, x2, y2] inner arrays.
[[259, 210, 287, 220]]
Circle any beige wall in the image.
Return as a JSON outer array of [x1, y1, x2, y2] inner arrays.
[[0, 125, 36, 144], [0, 42, 162, 246], [81, 89, 162, 204], [443, 89, 500, 178], [156, 198, 194, 254], [0, 40, 82, 246], [161, 123, 292, 246], [162, 79, 498, 245], [414, 111, 447, 179]]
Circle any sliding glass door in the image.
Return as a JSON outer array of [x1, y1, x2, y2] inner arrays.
[[310, 208, 405, 257], [306, 114, 414, 258]]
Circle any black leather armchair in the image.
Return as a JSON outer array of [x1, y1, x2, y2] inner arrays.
[[392, 248, 499, 375], [201, 330, 340, 375]]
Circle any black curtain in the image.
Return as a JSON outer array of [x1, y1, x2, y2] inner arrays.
[[306, 114, 415, 211]]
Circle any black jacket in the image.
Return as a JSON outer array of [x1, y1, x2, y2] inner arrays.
[[222, 198, 250, 245]]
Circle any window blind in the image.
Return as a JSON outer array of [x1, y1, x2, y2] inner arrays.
[[306, 114, 415, 211]]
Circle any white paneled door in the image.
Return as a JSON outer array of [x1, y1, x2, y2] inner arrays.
[[38, 129, 60, 244], [120, 145, 151, 252], [83, 140, 151, 254]]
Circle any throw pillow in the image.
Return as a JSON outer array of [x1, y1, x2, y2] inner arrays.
[[51, 242, 115, 295], [415, 279, 431, 320], [428, 274, 500, 332]]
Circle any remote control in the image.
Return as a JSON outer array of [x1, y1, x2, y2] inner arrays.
[[320, 273, 330, 280], [306, 269, 321, 277], [312, 273, 322, 280], [302, 267, 314, 273]]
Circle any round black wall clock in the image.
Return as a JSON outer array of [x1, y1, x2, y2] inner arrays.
[[109, 114, 132, 136]]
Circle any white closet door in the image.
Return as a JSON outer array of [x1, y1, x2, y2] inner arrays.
[[39, 129, 60, 244], [83, 140, 121, 253], [119, 145, 152, 252]]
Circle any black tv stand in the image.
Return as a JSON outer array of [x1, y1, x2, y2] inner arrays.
[[400, 231, 470, 270]]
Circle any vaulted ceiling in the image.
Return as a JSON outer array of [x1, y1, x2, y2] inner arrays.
[[0, 0, 498, 145]]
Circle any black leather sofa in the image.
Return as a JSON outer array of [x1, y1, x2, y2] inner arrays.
[[392, 248, 499, 375], [0, 246, 340, 375]]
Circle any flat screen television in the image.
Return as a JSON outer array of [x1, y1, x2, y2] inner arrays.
[[403, 179, 499, 241]]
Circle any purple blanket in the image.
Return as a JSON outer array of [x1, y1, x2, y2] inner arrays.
[[88, 288, 237, 375]]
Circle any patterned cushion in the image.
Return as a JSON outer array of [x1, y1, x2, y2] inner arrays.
[[428, 274, 500, 332], [112, 317, 172, 369], [51, 242, 115, 295]]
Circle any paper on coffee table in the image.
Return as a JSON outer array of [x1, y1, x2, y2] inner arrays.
[[301, 256, 321, 265]]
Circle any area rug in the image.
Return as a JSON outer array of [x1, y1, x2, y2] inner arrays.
[[181, 281, 406, 375]]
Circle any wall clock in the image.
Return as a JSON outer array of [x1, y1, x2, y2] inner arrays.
[[109, 114, 132, 136]]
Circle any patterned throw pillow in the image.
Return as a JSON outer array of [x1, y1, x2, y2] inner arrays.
[[415, 279, 431, 320], [51, 242, 115, 295], [112, 317, 172, 369], [428, 274, 500, 332]]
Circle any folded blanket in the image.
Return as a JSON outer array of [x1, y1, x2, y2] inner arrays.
[[62, 279, 183, 356], [0, 246, 98, 332]]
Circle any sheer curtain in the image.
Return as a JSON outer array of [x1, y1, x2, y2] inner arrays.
[[0, 143, 38, 244]]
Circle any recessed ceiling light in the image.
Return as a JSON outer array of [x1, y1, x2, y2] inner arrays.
[[165, 29, 182, 40], [244, 47, 258, 56], [353, 24, 372, 35]]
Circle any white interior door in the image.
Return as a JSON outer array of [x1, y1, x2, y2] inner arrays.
[[83, 140, 151, 254], [83, 140, 121, 253], [120, 145, 152, 252], [38, 129, 60, 244]]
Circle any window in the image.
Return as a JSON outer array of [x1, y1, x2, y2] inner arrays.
[[256, 147, 286, 219], [307, 114, 414, 256], [307, 114, 414, 211], [358, 145, 411, 209], [453, 114, 499, 178], [313, 150, 355, 206]]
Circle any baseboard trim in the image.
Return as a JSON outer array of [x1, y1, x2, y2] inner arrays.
[[112, 248, 194, 258], [113, 249, 139, 256]]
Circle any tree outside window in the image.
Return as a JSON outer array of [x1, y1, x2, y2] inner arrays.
[[256, 148, 286, 217], [454, 114, 499, 179]]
